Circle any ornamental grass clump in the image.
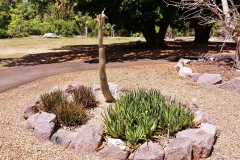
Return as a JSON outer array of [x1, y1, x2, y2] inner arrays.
[[39, 86, 97, 127], [102, 88, 194, 150], [72, 85, 97, 108]]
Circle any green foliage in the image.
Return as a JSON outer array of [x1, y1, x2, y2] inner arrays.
[[39, 86, 97, 127], [132, 32, 143, 37], [102, 88, 194, 149], [0, 28, 10, 38], [54, 19, 80, 36]]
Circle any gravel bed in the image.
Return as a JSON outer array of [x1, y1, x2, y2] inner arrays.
[[0, 63, 240, 159]]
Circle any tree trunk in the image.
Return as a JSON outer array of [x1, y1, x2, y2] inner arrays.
[[141, 24, 158, 48], [99, 47, 115, 102], [97, 11, 115, 102], [140, 20, 169, 47], [193, 20, 213, 43], [234, 41, 240, 69], [158, 20, 170, 47]]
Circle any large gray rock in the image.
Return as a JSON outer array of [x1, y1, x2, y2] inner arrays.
[[164, 138, 192, 160], [96, 144, 128, 160], [129, 142, 164, 160], [179, 67, 192, 78], [27, 112, 56, 141], [196, 73, 222, 85], [68, 124, 103, 154], [176, 123, 216, 158], [23, 102, 39, 119], [218, 77, 240, 93]]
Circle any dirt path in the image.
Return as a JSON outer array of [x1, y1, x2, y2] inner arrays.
[[0, 59, 167, 93]]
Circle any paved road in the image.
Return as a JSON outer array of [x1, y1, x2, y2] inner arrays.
[[0, 59, 167, 93]]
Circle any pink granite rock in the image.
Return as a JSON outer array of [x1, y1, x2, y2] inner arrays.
[[186, 73, 202, 82], [176, 123, 216, 158], [96, 143, 128, 160], [196, 73, 222, 85], [129, 142, 164, 160], [23, 102, 39, 119], [68, 124, 103, 154], [218, 77, 240, 93], [165, 138, 192, 160], [27, 112, 56, 141]]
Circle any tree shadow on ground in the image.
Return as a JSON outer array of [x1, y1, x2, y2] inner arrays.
[[1, 41, 236, 67]]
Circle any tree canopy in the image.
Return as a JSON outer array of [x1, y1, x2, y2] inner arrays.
[[75, 0, 179, 47]]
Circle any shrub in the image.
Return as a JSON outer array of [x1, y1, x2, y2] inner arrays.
[[39, 86, 97, 127], [72, 85, 97, 109], [102, 88, 194, 150]]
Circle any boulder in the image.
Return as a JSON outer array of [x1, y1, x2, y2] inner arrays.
[[174, 62, 183, 72], [129, 142, 164, 160], [196, 73, 222, 85], [23, 102, 39, 119], [178, 58, 185, 64], [68, 124, 103, 154], [61, 132, 76, 149], [96, 144, 128, 160], [179, 67, 192, 78], [218, 77, 240, 93], [186, 73, 202, 82], [176, 123, 216, 158], [164, 139, 192, 160], [193, 111, 214, 126], [183, 59, 192, 65], [27, 113, 40, 128], [189, 98, 200, 113], [62, 83, 82, 94], [108, 82, 119, 93], [27, 112, 56, 141], [91, 84, 101, 91], [51, 131, 72, 145], [51, 130, 76, 148], [193, 110, 203, 126], [107, 138, 126, 150], [201, 112, 214, 124], [43, 33, 59, 38]]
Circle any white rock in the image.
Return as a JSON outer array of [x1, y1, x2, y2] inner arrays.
[[107, 138, 126, 150], [179, 67, 192, 78]]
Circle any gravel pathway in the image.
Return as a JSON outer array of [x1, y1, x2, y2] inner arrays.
[[0, 63, 240, 159]]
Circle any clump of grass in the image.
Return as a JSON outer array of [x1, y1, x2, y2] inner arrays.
[[39, 85, 97, 127], [73, 85, 97, 108], [102, 88, 194, 150]]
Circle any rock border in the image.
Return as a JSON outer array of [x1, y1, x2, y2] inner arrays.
[[23, 83, 217, 160], [175, 57, 240, 93]]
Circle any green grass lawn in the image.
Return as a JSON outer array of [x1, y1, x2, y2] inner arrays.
[[0, 37, 145, 59]]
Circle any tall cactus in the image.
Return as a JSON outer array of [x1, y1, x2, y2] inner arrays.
[[96, 9, 115, 102]]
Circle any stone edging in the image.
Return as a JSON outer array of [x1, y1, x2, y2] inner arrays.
[[23, 83, 217, 160], [175, 58, 240, 93]]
